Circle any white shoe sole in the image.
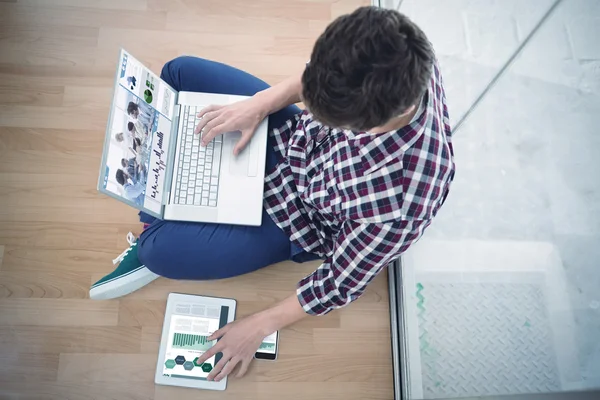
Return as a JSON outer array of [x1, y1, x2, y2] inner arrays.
[[90, 266, 160, 300]]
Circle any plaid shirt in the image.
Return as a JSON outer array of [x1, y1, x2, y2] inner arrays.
[[264, 62, 455, 316]]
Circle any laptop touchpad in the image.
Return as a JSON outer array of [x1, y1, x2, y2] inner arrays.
[[226, 132, 250, 176]]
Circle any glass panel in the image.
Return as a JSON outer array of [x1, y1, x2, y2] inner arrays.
[[398, 0, 600, 398], [399, 0, 556, 126]]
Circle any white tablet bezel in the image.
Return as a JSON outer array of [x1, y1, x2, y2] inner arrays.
[[155, 292, 237, 391]]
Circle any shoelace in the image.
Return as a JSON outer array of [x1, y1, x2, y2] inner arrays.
[[112, 232, 137, 265]]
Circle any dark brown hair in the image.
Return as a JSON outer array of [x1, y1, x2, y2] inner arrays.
[[302, 7, 434, 130]]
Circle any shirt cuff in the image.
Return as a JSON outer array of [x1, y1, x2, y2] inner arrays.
[[296, 275, 332, 316]]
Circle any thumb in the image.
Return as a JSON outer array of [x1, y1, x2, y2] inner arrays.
[[233, 130, 253, 156]]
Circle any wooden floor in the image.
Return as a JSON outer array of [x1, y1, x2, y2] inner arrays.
[[0, 0, 393, 399]]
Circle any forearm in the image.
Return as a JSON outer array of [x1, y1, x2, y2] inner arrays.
[[254, 70, 303, 116], [256, 293, 308, 335]]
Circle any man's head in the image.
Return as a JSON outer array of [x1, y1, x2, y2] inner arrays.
[[115, 132, 124, 142], [115, 169, 128, 186], [127, 102, 139, 118], [121, 158, 128, 168], [128, 122, 135, 133], [302, 7, 434, 131]]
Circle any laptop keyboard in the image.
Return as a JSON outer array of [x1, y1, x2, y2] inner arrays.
[[174, 105, 222, 207]]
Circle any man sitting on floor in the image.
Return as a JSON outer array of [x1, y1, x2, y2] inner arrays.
[[90, 7, 455, 382]]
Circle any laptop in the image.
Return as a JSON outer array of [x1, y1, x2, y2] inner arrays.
[[98, 49, 268, 226], [155, 293, 237, 391]]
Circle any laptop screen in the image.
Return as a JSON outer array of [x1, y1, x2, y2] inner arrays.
[[98, 49, 178, 218]]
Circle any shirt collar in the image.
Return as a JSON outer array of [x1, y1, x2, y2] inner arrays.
[[348, 90, 429, 175]]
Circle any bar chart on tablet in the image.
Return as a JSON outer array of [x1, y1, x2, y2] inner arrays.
[[172, 333, 214, 351]]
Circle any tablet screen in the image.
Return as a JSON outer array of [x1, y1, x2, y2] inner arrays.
[[162, 303, 229, 381]]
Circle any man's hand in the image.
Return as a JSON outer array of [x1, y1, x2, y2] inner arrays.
[[195, 312, 270, 381], [195, 97, 268, 156], [195, 294, 309, 381]]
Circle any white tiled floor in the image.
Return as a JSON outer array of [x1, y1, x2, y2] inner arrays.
[[393, 0, 600, 398]]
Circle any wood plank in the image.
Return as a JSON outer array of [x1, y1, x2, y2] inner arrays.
[[57, 353, 156, 382], [0, 3, 167, 30], [0, 246, 122, 273], [0, 352, 60, 383], [0, 299, 119, 326], [165, 13, 326, 38], [0, 269, 91, 299], [0, 199, 138, 224], [118, 299, 166, 327], [252, 353, 392, 382], [0, 382, 155, 400], [3, 246, 113, 273], [0, 177, 139, 224], [140, 326, 162, 353], [148, 0, 331, 19], [0, 326, 142, 354], [0, 65, 115, 88], [256, 383, 393, 400], [273, 36, 318, 57], [0, 152, 101, 174], [154, 382, 258, 400], [0, 221, 123, 249], [0, 85, 64, 107], [0, 103, 106, 129], [331, 0, 368, 18], [154, 382, 393, 400], [97, 28, 277, 56], [0, 24, 99, 48], [0, 42, 98, 67], [0, 127, 103, 153], [18, 0, 148, 11], [312, 328, 393, 356]]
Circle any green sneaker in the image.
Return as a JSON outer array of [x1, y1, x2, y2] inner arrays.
[[90, 232, 159, 300]]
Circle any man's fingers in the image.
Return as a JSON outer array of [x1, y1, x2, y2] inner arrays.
[[207, 355, 230, 381], [214, 357, 240, 382], [233, 131, 252, 156], [208, 324, 231, 341], [202, 124, 227, 146], [197, 104, 222, 119], [199, 117, 225, 142], [195, 107, 223, 135], [195, 342, 223, 365], [235, 359, 251, 378], [194, 111, 216, 135]]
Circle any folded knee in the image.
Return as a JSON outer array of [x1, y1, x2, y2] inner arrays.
[[160, 56, 191, 90], [137, 227, 203, 280], [136, 234, 165, 277]]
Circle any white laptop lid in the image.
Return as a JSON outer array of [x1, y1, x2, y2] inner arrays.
[[98, 49, 179, 219]]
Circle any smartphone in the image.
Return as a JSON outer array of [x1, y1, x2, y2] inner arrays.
[[254, 331, 278, 360]]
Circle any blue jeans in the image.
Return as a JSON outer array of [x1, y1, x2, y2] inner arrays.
[[137, 56, 318, 280]]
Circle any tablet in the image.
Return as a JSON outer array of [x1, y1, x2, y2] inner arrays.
[[155, 293, 237, 391]]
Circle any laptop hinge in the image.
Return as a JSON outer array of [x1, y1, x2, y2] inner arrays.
[[161, 105, 181, 210]]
